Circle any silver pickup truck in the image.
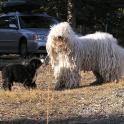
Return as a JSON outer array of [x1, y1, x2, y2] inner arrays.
[[0, 12, 58, 57]]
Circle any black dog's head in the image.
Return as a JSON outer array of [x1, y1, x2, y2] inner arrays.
[[29, 58, 42, 70]]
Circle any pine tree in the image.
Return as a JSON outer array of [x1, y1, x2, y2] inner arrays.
[[67, 0, 76, 28]]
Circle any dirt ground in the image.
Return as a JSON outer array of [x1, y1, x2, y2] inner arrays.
[[0, 57, 124, 124]]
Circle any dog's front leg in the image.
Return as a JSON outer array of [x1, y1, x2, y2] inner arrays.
[[54, 67, 80, 90]]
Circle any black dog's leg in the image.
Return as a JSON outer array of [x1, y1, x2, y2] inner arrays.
[[91, 71, 104, 85], [30, 81, 37, 89], [3, 78, 13, 91], [23, 80, 37, 89], [23, 80, 30, 89]]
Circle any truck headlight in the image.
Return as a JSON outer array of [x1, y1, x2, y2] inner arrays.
[[33, 34, 46, 41]]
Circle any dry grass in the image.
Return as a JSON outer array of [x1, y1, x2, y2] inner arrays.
[[0, 65, 124, 124]]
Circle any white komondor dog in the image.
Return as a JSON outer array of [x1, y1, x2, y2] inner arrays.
[[46, 22, 124, 90]]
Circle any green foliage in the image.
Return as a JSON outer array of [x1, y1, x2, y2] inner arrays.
[[75, 0, 124, 44]]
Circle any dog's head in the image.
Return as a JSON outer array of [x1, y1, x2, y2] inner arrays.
[[47, 22, 75, 53], [29, 58, 42, 70], [46, 22, 76, 66]]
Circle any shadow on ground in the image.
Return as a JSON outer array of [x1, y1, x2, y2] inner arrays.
[[1, 115, 124, 124]]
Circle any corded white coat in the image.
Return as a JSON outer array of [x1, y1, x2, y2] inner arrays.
[[46, 22, 124, 89]]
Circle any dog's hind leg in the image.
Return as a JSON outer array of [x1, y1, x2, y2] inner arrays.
[[3, 78, 13, 91], [91, 71, 105, 85]]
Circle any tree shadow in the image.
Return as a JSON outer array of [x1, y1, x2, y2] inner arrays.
[[1, 115, 124, 124]]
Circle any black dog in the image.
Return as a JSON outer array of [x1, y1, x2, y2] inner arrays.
[[2, 58, 42, 90]]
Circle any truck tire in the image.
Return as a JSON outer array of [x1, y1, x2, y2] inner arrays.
[[19, 41, 27, 58]]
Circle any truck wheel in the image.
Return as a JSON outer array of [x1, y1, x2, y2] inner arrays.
[[19, 41, 27, 58]]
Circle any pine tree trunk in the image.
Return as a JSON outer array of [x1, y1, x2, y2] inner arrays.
[[67, 0, 76, 28]]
